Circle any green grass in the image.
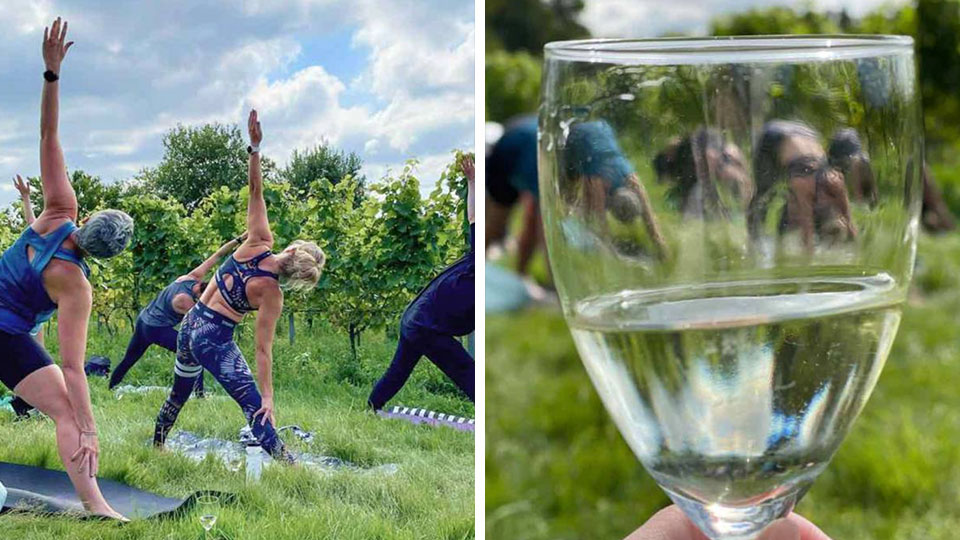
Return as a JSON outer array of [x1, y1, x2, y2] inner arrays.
[[486, 233, 960, 540], [0, 321, 474, 540]]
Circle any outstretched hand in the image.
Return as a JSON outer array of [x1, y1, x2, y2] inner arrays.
[[248, 109, 263, 147], [625, 506, 832, 540], [13, 175, 30, 199], [43, 17, 74, 73], [459, 154, 475, 185]]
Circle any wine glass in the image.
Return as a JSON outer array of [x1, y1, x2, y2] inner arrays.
[[538, 36, 921, 539], [196, 494, 219, 535]]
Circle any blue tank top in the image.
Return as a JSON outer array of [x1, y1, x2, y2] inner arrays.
[[0, 221, 90, 335], [139, 278, 198, 328], [489, 115, 539, 197], [564, 121, 635, 194], [214, 251, 278, 314]]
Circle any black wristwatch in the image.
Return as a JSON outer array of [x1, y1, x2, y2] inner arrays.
[[43, 70, 59, 83], [247, 144, 260, 155]]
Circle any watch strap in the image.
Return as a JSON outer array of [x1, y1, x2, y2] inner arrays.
[[43, 70, 59, 82]]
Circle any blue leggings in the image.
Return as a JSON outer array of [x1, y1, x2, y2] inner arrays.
[[154, 303, 288, 459], [110, 317, 204, 395], [368, 324, 475, 411]]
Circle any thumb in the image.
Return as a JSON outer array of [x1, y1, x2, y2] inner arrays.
[[64, 41, 74, 54], [757, 518, 800, 540]]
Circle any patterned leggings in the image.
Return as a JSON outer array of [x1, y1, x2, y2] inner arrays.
[[154, 303, 288, 460]]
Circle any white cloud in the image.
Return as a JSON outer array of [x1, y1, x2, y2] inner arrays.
[[351, 0, 474, 100], [0, 0, 54, 35], [245, 65, 372, 164], [0, 1, 474, 203]]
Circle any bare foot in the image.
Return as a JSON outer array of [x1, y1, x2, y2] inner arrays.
[[87, 503, 129, 521]]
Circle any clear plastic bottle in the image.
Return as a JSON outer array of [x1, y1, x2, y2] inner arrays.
[[245, 444, 263, 482]]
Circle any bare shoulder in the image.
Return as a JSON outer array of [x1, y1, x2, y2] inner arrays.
[[234, 240, 274, 261], [30, 213, 73, 237], [249, 277, 282, 310], [43, 259, 91, 303]]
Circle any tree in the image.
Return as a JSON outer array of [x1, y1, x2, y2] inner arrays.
[[137, 123, 277, 211], [21, 170, 124, 224], [486, 0, 589, 54], [486, 50, 542, 122], [284, 142, 365, 199]]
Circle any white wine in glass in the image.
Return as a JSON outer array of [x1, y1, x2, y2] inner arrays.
[[539, 36, 921, 539], [196, 494, 219, 534]]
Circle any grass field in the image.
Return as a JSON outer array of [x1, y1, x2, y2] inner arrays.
[[0, 320, 475, 539], [486, 233, 960, 540]]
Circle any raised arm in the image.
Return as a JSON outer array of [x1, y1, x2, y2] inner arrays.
[[39, 18, 77, 219], [185, 232, 248, 280], [251, 287, 282, 427], [245, 110, 272, 246], [14, 175, 36, 225]]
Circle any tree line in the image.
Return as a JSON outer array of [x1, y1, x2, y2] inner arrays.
[[1, 123, 470, 357]]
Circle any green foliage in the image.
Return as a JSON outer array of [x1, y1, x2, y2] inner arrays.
[[137, 123, 277, 211], [711, 6, 841, 35], [709, 2, 960, 149], [302, 156, 470, 356], [486, 234, 960, 540], [485, 50, 543, 122], [486, 0, 588, 54], [0, 121, 472, 356], [284, 142, 366, 199], [18, 170, 125, 224], [0, 325, 473, 539]]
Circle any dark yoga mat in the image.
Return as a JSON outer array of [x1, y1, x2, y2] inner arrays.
[[0, 461, 227, 519]]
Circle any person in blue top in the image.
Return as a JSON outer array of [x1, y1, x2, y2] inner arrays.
[[486, 115, 541, 275], [5, 175, 47, 419], [153, 110, 326, 463], [368, 154, 475, 411], [561, 120, 668, 258], [108, 233, 247, 393], [0, 19, 134, 520]]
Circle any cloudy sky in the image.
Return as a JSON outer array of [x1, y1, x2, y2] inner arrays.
[[581, 0, 909, 39], [0, 0, 474, 205]]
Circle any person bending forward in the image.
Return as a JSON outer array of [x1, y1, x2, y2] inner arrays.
[[368, 154, 476, 411], [109, 233, 248, 394]]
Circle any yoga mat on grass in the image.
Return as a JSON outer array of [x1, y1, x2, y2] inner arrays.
[[378, 406, 475, 432], [0, 461, 230, 519]]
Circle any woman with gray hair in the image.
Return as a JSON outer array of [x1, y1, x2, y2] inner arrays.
[[154, 109, 325, 462], [0, 18, 133, 520]]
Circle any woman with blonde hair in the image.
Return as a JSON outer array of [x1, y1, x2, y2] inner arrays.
[[153, 110, 325, 462]]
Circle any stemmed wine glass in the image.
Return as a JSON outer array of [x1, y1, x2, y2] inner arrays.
[[538, 36, 921, 539], [196, 494, 220, 536]]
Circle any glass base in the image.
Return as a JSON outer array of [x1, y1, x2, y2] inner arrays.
[[662, 485, 805, 540]]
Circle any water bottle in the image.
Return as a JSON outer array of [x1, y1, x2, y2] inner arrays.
[[245, 444, 263, 482]]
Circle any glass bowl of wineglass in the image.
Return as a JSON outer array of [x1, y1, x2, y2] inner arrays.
[[195, 493, 220, 536], [538, 35, 921, 539]]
